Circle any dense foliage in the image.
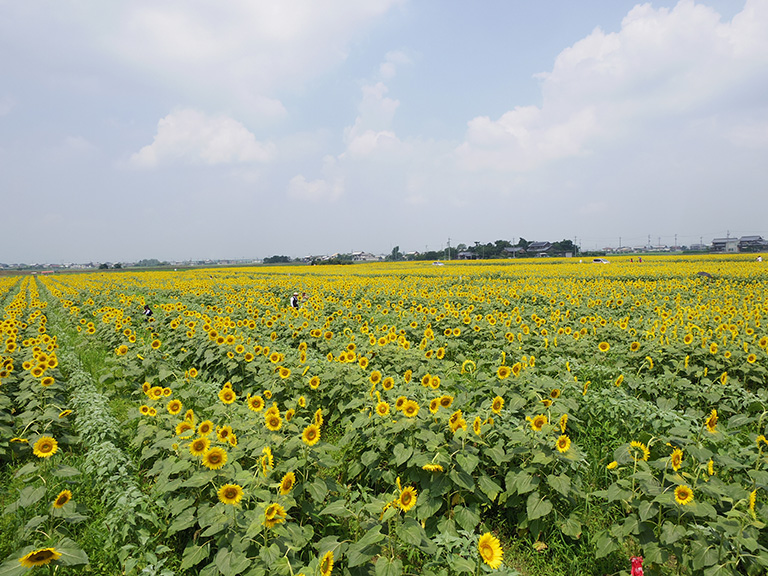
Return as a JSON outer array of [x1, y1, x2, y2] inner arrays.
[[1, 255, 768, 575]]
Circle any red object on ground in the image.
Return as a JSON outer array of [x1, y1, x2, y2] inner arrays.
[[630, 556, 644, 576]]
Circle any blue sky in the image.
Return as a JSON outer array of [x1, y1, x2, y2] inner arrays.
[[1, 0, 766, 263]]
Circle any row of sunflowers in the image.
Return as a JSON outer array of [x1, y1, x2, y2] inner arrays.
[[1, 255, 768, 575]]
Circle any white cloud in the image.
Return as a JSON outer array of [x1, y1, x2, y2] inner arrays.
[[287, 175, 344, 202], [379, 50, 412, 80], [456, 0, 768, 172], [100, 1, 406, 120], [130, 109, 275, 168]]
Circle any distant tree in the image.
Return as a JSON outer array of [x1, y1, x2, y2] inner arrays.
[[551, 239, 578, 256], [98, 263, 109, 269], [517, 237, 530, 250], [456, 243, 467, 252], [137, 259, 162, 267], [114, 263, 122, 269], [387, 246, 402, 262], [263, 255, 292, 264]]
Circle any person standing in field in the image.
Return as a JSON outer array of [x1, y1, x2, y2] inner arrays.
[[290, 292, 300, 308]]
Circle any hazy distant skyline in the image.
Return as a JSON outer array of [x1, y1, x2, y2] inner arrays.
[[1, 0, 767, 263]]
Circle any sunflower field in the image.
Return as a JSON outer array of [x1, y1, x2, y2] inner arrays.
[[2, 255, 768, 576]]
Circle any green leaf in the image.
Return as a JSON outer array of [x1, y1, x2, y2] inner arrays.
[[347, 526, 384, 567], [19, 485, 46, 508], [515, 472, 539, 495], [594, 532, 619, 558], [321, 500, 352, 518], [606, 482, 632, 502], [168, 507, 197, 536], [690, 539, 718, 570], [180, 543, 210, 571], [308, 478, 329, 503], [52, 465, 81, 478], [546, 474, 571, 497], [456, 453, 479, 474], [478, 475, 502, 501], [660, 521, 687, 545], [394, 443, 413, 466], [375, 557, 403, 576], [55, 537, 90, 566], [454, 505, 480, 532], [13, 462, 37, 478], [449, 555, 476, 574], [449, 468, 475, 491], [526, 492, 553, 520], [215, 547, 251, 576], [397, 518, 426, 545], [361, 450, 378, 467], [560, 515, 582, 538]]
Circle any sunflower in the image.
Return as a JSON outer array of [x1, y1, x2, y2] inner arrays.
[[198, 420, 214, 436], [216, 425, 233, 443], [218, 483, 244, 506], [151, 339, 161, 349], [439, 395, 454, 409], [58, 410, 72, 418], [369, 370, 382, 385], [188, 367, 198, 378], [554, 435, 571, 453], [395, 396, 407, 411], [265, 413, 282, 431], [550, 388, 561, 399], [32, 436, 58, 458], [264, 503, 287, 528], [381, 377, 394, 391], [218, 387, 237, 404], [319, 550, 334, 576], [559, 413, 568, 433], [683, 334, 693, 345], [705, 409, 718, 434], [298, 396, 307, 408], [429, 398, 440, 413], [598, 341, 610, 353], [302, 424, 321, 446], [40, 376, 54, 387], [189, 437, 210, 457], [53, 489, 72, 508], [420, 373, 431, 387], [614, 374, 624, 386], [491, 396, 504, 414], [247, 395, 265, 412], [529, 415, 547, 432], [709, 343, 718, 355], [403, 400, 420, 418], [398, 486, 417, 512], [449, 410, 467, 433], [429, 375, 440, 389], [279, 471, 296, 495], [511, 362, 522, 377], [279, 366, 291, 379], [422, 463, 444, 472], [628, 440, 650, 462], [376, 401, 391, 417], [18, 548, 62, 568], [606, 461, 618, 470], [497, 365, 511, 379], [670, 447, 683, 471], [478, 532, 504, 569], [309, 376, 320, 389], [630, 341, 641, 351], [167, 399, 182, 415], [176, 421, 195, 438], [139, 405, 151, 416], [674, 484, 694, 505], [472, 416, 482, 436], [747, 354, 757, 364]]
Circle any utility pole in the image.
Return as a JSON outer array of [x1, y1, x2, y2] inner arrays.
[[447, 238, 451, 261]]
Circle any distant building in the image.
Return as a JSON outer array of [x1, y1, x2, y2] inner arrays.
[[526, 241, 552, 257], [503, 246, 526, 258], [712, 238, 739, 253], [738, 236, 768, 252], [458, 251, 477, 260]]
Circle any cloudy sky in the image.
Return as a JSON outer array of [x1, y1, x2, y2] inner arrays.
[[2, 0, 767, 263]]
